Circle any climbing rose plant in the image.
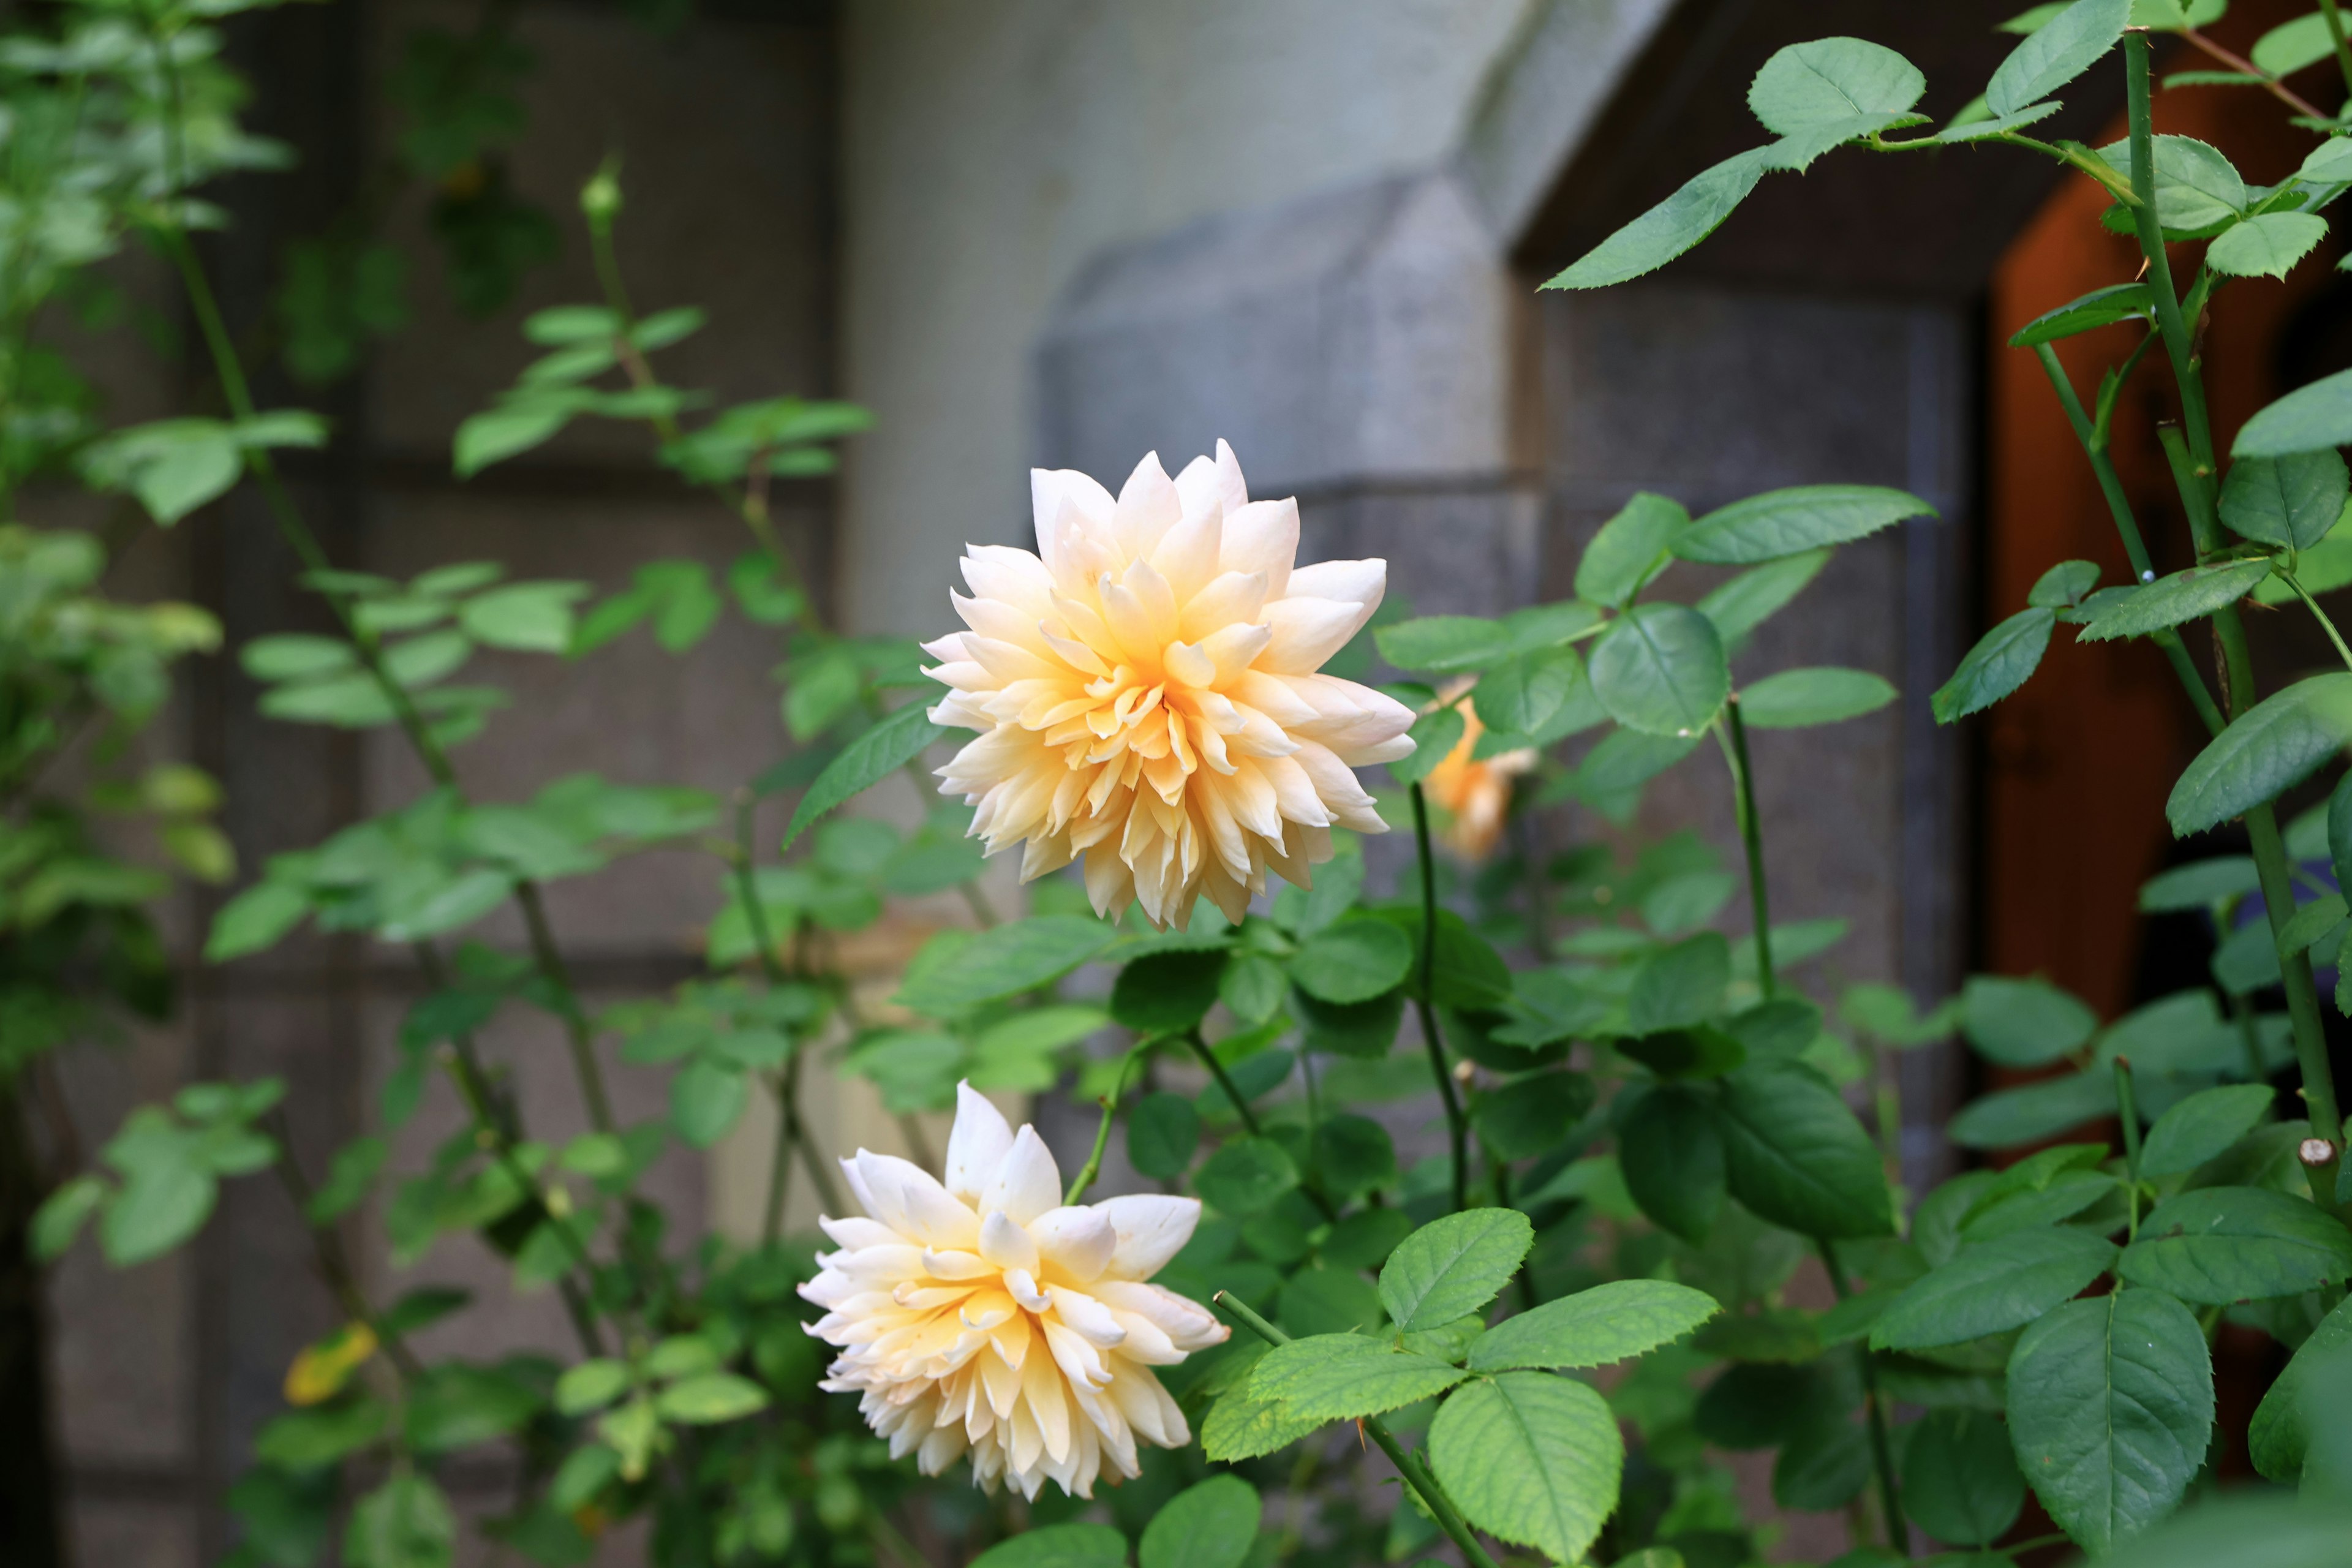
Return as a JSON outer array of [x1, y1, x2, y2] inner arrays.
[[24, 1, 2352, 1567]]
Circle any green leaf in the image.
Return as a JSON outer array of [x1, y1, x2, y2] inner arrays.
[[345, 1472, 456, 1568], [243, 634, 358, 683], [1469, 1278, 1719, 1371], [1377, 1207, 1535, 1331], [2033, 560, 2105, 608], [2140, 1085, 2276, 1177], [31, 1175, 105, 1261], [2221, 451, 2349, 551], [1738, 667, 1896, 728], [1987, 0, 2130, 114], [1696, 549, 1831, 647], [1932, 606, 2056, 722], [1251, 1333, 1465, 1420], [2095, 134, 2248, 235], [2250, 1291, 2352, 1481], [669, 1060, 747, 1149], [1578, 728, 1701, 799], [1618, 1085, 1725, 1242], [1290, 919, 1413, 1006], [524, 306, 620, 345], [2119, 1186, 2352, 1302], [1674, 484, 1934, 565], [257, 1400, 391, 1471], [405, 1365, 540, 1453], [1471, 1070, 1593, 1159], [1590, 604, 1728, 737], [1126, 1092, 1200, 1180], [103, 1160, 217, 1267], [453, 401, 571, 477], [1312, 1114, 1397, 1198], [1374, 616, 1512, 673], [459, 581, 587, 652], [2255, 11, 2343, 77], [1139, 1476, 1260, 1568], [1575, 492, 1689, 606], [2210, 212, 2331, 279], [1715, 1061, 1893, 1237], [1627, 932, 1730, 1034], [969, 1523, 1128, 1568], [2007, 1289, 2213, 1555], [2237, 366, 2352, 459], [896, 914, 1118, 1014], [1110, 949, 1226, 1033], [1472, 646, 1586, 742], [654, 1372, 769, 1425], [1872, 1227, 2118, 1351], [1748, 37, 1925, 134], [2139, 856, 2263, 911], [1389, 706, 1463, 785], [1194, 1137, 1298, 1216], [781, 703, 949, 853], [1901, 1409, 2026, 1547], [2169, 674, 2352, 834], [1428, 1372, 1623, 1567], [1961, 974, 2097, 1066], [1544, 146, 1775, 290], [2076, 557, 2275, 642], [2008, 282, 2154, 347], [1948, 1070, 2114, 1148], [206, 880, 311, 961]]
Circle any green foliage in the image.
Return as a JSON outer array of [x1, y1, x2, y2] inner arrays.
[[2007, 1291, 2214, 1555]]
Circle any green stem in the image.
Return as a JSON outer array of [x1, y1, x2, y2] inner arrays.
[[2115, 1057, 2144, 1240], [2284, 570, 2352, 672], [729, 790, 843, 1224], [1716, 699, 1774, 997], [1066, 1042, 1150, 1204], [1213, 1291, 1502, 1568], [1409, 783, 1471, 1212], [2319, 0, 2352, 102], [513, 881, 615, 1134], [1819, 1241, 1907, 1556], [1183, 1030, 1336, 1221], [2125, 32, 2346, 1200], [2031, 337, 2228, 729], [1183, 1029, 1263, 1139], [2230, 991, 2271, 1088]]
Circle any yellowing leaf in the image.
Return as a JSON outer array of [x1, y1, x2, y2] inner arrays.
[[285, 1322, 379, 1406]]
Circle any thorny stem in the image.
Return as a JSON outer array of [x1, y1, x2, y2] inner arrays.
[[2031, 342, 2225, 736], [1212, 1291, 1503, 1568], [1066, 1042, 1151, 1204], [1409, 783, 1471, 1213], [2124, 32, 2346, 1201], [1819, 1240, 1907, 1556], [1716, 699, 1774, 997]]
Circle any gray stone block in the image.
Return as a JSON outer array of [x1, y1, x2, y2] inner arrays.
[[1037, 172, 1510, 497]]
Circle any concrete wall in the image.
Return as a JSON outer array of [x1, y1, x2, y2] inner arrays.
[[835, 0, 1538, 635]]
